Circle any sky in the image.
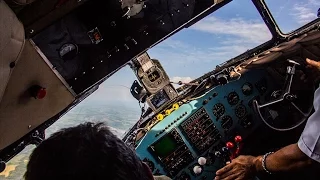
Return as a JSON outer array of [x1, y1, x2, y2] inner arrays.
[[84, 0, 319, 106]]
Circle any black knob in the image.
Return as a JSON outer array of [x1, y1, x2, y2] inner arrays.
[[203, 99, 209, 105], [221, 147, 229, 153], [214, 151, 222, 158]]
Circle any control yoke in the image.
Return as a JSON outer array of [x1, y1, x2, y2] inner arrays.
[[253, 59, 312, 131]]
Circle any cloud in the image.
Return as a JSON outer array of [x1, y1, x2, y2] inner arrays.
[[292, 6, 317, 24], [291, 1, 318, 25], [149, 15, 271, 71], [190, 16, 271, 44], [171, 76, 193, 83], [108, 126, 126, 138]]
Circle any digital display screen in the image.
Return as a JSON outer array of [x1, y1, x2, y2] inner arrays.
[[150, 89, 169, 109], [151, 134, 178, 159]]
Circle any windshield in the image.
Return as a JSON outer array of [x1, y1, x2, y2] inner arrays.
[[1, 0, 272, 179], [148, 0, 271, 82], [265, 0, 320, 33]]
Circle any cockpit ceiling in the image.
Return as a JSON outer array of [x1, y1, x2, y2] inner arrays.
[[26, 0, 231, 95]]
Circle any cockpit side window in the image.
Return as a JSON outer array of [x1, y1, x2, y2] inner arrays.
[[264, 0, 320, 34]]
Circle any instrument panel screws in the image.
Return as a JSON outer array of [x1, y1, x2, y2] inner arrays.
[[74, 78, 77, 80], [9, 62, 15, 68], [132, 39, 138, 45], [124, 44, 129, 50], [101, 60, 104, 63], [82, 72, 86, 75], [28, 125, 32, 129]]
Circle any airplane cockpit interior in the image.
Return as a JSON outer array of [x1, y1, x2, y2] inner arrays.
[[1, 0, 320, 179]]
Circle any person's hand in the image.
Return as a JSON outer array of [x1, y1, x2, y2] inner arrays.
[[300, 58, 320, 84], [215, 155, 259, 180]]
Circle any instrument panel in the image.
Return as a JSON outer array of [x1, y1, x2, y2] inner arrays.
[[135, 69, 276, 179]]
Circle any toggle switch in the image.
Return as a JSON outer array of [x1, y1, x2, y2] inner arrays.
[[226, 142, 234, 149], [235, 135, 242, 143]]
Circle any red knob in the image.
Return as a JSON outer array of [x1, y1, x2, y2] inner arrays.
[[226, 142, 234, 149], [37, 88, 47, 99], [235, 135, 242, 143], [30, 85, 47, 99]]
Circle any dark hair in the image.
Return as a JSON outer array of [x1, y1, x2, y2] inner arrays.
[[25, 122, 151, 180]]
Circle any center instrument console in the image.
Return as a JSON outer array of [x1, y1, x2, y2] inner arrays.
[[135, 69, 277, 179]]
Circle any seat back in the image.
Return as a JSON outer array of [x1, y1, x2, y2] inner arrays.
[[0, 0, 25, 102]]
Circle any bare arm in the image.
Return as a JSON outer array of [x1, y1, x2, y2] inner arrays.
[[215, 144, 313, 180], [254, 143, 312, 173]]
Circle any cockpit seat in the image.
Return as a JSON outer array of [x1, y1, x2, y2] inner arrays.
[[0, 0, 25, 102]]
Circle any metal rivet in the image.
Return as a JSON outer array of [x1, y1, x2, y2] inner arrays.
[[177, 9, 180, 13], [171, 13, 174, 16], [115, 47, 119, 52], [83, 72, 86, 75], [126, 16, 131, 19], [70, 86, 73, 89], [74, 78, 77, 80], [9, 62, 15, 68], [77, 0, 82, 2], [28, 125, 32, 129], [124, 44, 129, 50], [132, 39, 137, 45], [186, 4, 189, 7], [101, 60, 103, 63], [143, 5, 147, 8], [92, 67, 95, 70], [29, 29, 34, 34]]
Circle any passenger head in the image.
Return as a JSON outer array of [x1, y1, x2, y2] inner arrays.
[[25, 122, 153, 180]]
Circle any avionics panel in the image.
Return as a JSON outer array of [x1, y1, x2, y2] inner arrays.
[[180, 108, 221, 154], [147, 84, 178, 111], [149, 129, 194, 176], [150, 89, 170, 109]]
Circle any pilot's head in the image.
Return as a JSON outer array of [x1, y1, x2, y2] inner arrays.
[[25, 122, 154, 180]]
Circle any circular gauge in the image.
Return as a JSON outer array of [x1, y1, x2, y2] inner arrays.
[[221, 115, 233, 130], [227, 92, 240, 105], [235, 105, 246, 119], [213, 103, 225, 118], [242, 83, 253, 96], [143, 158, 155, 172], [58, 43, 79, 61]]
